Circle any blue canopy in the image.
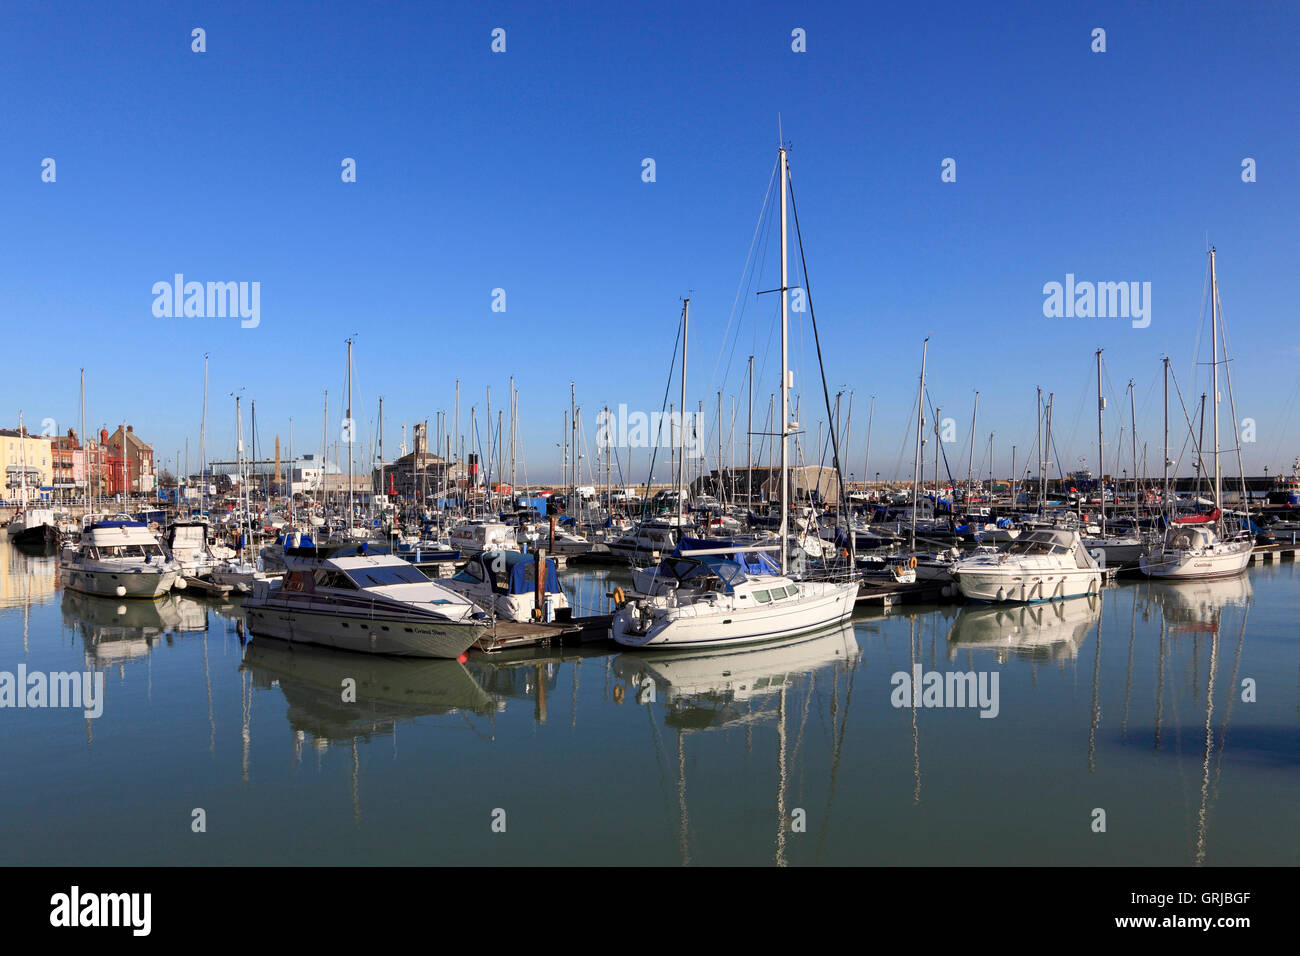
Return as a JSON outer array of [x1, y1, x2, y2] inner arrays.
[[507, 553, 560, 595]]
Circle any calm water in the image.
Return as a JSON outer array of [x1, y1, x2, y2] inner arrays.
[[1, 542, 1297, 866]]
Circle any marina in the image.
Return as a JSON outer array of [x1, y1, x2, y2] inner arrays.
[[4, 1, 1299, 909], [1, 540, 1296, 866]]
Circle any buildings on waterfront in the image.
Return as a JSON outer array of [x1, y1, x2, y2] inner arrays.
[[103, 426, 156, 495], [0, 428, 53, 502]]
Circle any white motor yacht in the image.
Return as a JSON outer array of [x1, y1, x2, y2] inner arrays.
[[613, 547, 858, 649], [950, 528, 1102, 603], [243, 543, 488, 658], [60, 514, 184, 598], [448, 520, 519, 557]]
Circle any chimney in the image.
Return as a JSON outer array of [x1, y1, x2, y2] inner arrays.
[[100, 428, 108, 444], [127, 425, 133, 433]]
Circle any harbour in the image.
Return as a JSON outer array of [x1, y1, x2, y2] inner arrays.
[[4, 0, 1299, 908], [1, 541, 1295, 866]]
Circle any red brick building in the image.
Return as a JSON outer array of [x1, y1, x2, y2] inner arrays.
[[103, 425, 156, 495]]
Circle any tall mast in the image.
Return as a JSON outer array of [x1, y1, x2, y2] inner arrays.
[[79, 369, 86, 512], [1162, 357, 1170, 515], [1096, 349, 1105, 536], [346, 337, 354, 531], [747, 355, 754, 507], [966, 391, 978, 506], [1034, 387, 1045, 515], [378, 396, 384, 507], [510, 377, 517, 494], [778, 145, 791, 574], [677, 300, 689, 515], [1209, 247, 1222, 516], [18, 410, 27, 507], [910, 337, 929, 552], [320, 391, 328, 509], [1129, 379, 1138, 523], [717, 390, 723, 501], [235, 395, 243, 559], [863, 394, 874, 497], [199, 355, 208, 517]]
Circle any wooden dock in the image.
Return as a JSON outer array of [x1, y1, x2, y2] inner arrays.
[[1249, 542, 1300, 564], [854, 579, 956, 609]]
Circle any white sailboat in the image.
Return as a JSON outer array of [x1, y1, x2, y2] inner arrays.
[[1140, 248, 1253, 579], [613, 142, 858, 648]]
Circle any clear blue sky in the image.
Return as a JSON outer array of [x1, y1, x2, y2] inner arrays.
[[4, 1, 1298, 484]]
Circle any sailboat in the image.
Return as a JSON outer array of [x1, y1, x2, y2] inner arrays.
[[612, 142, 859, 649], [1140, 248, 1253, 579]]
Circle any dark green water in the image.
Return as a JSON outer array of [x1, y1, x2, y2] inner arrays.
[[1, 543, 1296, 866]]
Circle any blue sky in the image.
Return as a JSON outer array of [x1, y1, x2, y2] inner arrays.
[[3, 1, 1298, 484]]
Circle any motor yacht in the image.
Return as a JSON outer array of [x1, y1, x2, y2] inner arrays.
[[242, 543, 488, 657]]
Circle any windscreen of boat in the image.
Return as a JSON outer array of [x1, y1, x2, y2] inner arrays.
[[347, 564, 431, 587], [1004, 534, 1067, 556], [98, 543, 164, 559], [678, 559, 746, 592]]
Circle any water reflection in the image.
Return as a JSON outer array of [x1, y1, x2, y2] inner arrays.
[[1133, 575, 1253, 866], [242, 639, 497, 745], [947, 594, 1101, 663], [62, 589, 209, 667], [611, 622, 861, 866]]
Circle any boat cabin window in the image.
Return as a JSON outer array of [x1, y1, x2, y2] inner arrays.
[[350, 565, 430, 587], [282, 571, 313, 592], [98, 544, 163, 559], [453, 562, 486, 583], [754, 589, 772, 603], [313, 570, 359, 590], [1005, 537, 1065, 556]]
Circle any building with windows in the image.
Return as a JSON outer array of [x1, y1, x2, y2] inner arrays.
[[0, 428, 53, 502], [103, 425, 156, 495]]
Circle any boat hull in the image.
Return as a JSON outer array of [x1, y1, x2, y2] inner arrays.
[[612, 581, 858, 649], [244, 603, 485, 658], [61, 565, 180, 598], [953, 567, 1101, 603], [1138, 542, 1252, 579]]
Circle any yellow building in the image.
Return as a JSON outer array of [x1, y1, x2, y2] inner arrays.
[[1, 429, 54, 502]]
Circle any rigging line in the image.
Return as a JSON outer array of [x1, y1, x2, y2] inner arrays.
[[638, 304, 686, 519], [788, 170, 847, 500], [1166, 361, 1206, 492], [891, 384, 920, 483], [710, 156, 781, 392]]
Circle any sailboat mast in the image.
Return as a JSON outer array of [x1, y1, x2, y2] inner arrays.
[[1129, 380, 1138, 523], [778, 145, 791, 574], [1096, 349, 1105, 536], [79, 369, 86, 512], [346, 338, 354, 532], [1210, 247, 1222, 516], [966, 391, 978, 506], [200, 355, 208, 518], [678, 299, 689, 514], [1163, 357, 1170, 515], [747, 355, 753, 507], [910, 338, 928, 553]]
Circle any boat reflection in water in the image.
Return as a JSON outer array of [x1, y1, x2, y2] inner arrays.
[[946, 593, 1102, 664], [1142, 574, 1252, 635], [611, 621, 861, 865], [1133, 574, 1255, 865], [62, 589, 209, 668], [613, 621, 860, 729], [241, 639, 496, 746]]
